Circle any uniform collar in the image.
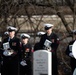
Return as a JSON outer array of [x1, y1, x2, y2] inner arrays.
[[8, 37, 15, 41], [47, 33, 52, 36]]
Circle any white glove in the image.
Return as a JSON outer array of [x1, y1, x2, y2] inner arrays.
[[20, 60, 27, 66], [3, 50, 9, 56], [69, 53, 74, 58], [3, 50, 13, 56], [44, 39, 52, 48]]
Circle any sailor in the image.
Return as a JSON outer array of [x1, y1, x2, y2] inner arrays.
[[37, 31, 45, 36], [39, 23, 59, 75], [34, 31, 45, 51], [4, 31, 9, 35], [3, 31, 9, 39], [66, 29, 76, 74], [1, 26, 21, 75], [20, 33, 32, 75]]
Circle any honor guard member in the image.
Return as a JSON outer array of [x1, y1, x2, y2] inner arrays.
[[34, 31, 45, 51], [39, 23, 59, 75], [4, 31, 9, 36], [1, 26, 21, 75], [66, 30, 76, 74], [20, 33, 32, 75], [3, 31, 9, 39]]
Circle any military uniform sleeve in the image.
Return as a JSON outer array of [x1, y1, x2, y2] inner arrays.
[[66, 44, 70, 56], [16, 38, 22, 61], [51, 34, 59, 52], [39, 35, 46, 49]]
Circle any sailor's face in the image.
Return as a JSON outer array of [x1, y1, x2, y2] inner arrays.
[[46, 27, 52, 34], [9, 31, 15, 37], [22, 38, 28, 44]]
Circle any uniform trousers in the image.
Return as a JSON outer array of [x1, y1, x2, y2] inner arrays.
[[2, 56, 19, 75], [20, 60, 32, 75]]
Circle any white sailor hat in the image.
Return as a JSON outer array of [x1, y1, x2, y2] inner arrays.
[[7, 26, 17, 32], [4, 31, 9, 35], [37, 31, 45, 36], [20, 33, 30, 39], [44, 23, 54, 30], [72, 29, 76, 34]]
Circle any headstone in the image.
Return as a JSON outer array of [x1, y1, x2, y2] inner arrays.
[[72, 41, 76, 59], [73, 68, 76, 75], [33, 50, 51, 75]]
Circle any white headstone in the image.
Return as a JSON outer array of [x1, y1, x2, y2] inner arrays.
[[33, 50, 52, 75], [73, 68, 76, 75], [72, 41, 76, 59]]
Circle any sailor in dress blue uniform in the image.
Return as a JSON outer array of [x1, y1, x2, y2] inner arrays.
[[1, 26, 21, 75], [39, 23, 59, 75], [20, 33, 32, 75]]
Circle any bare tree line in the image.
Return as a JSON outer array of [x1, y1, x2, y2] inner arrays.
[[0, 0, 75, 38]]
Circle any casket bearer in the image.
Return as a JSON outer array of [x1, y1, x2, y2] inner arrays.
[[1, 26, 21, 75], [20, 33, 32, 75], [39, 23, 59, 75]]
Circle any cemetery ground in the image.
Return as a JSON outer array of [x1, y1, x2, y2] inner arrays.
[[57, 41, 72, 75]]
